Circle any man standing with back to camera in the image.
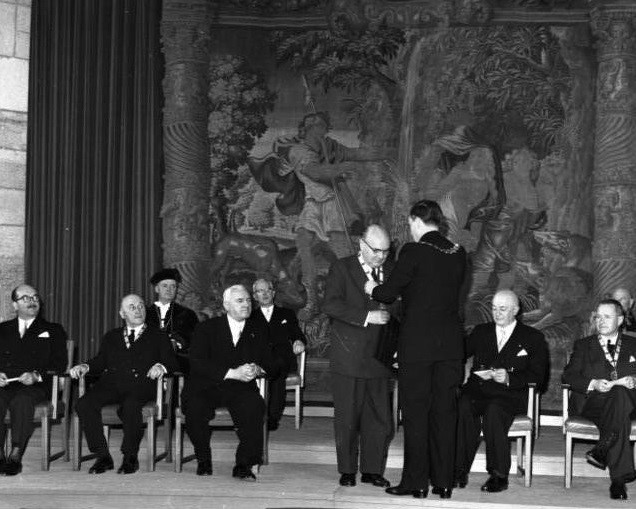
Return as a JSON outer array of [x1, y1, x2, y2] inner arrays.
[[365, 200, 466, 499]]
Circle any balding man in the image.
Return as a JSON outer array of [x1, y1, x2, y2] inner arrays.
[[183, 285, 277, 480], [455, 290, 548, 493], [612, 288, 636, 334], [70, 294, 177, 475], [0, 284, 68, 475], [323, 224, 397, 489]]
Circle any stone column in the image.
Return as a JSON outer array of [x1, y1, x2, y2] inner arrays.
[[161, 1, 213, 312], [590, 1, 636, 298]]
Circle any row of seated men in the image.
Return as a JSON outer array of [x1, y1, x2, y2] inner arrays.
[[1, 274, 636, 500], [0, 269, 305, 480]]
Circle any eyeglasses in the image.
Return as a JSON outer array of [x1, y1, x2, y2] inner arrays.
[[15, 294, 40, 303], [361, 238, 390, 256]]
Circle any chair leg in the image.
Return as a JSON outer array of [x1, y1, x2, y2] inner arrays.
[[392, 387, 398, 431], [62, 416, 70, 462], [516, 437, 523, 475], [565, 434, 573, 488], [294, 386, 301, 430], [262, 420, 269, 466], [72, 414, 81, 471], [165, 416, 173, 463], [524, 432, 532, 488], [147, 418, 155, 472], [42, 416, 50, 471], [175, 417, 182, 473]]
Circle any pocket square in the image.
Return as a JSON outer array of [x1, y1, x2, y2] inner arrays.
[[38, 331, 50, 338], [281, 319, 288, 324], [516, 348, 528, 357], [630, 355, 636, 363]]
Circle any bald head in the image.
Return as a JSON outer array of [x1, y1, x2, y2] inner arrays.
[[119, 294, 146, 328], [359, 224, 390, 268], [492, 290, 520, 327], [612, 287, 634, 314]]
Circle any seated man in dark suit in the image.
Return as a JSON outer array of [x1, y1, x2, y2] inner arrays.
[[455, 289, 548, 493], [563, 298, 636, 500], [146, 268, 199, 371], [0, 284, 68, 475], [70, 294, 178, 475], [183, 284, 277, 480], [251, 278, 306, 431]]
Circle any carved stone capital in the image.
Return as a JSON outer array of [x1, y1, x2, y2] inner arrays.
[[161, 0, 213, 61], [590, 1, 636, 58]]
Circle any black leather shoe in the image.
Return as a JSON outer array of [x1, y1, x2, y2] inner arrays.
[[385, 484, 427, 498], [361, 473, 390, 487], [431, 486, 452, 498], [88, 455, 114, 474], [232, 465, 256, 481], [481, 475, 508, 493], [117, 455, 139, 474], [586, 447, 607, 470], [0, 457, 6, 475], [339, 473, 356, 486], [454, 471, 468, 488], [196, 459, 212, 476], [611, 481, 628, 500], [3, 458, 22, 476]]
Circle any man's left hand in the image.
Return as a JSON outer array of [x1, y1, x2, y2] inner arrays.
[[146, 363, 166, 379], [292, 340, 305, 355], [492, 368, 509, 385]]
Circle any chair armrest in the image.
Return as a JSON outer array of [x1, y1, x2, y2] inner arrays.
[[155, 374, 165, 420], [526, 383, 537, 419], [561, 383, 571, 433], [257, 376, 269, 401], [297, 351, 307, 388]]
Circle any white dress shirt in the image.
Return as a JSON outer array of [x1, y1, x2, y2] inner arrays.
[[260, 305, 274, 323], [227, 315, 245, 346], [496, 320, 517, 352]]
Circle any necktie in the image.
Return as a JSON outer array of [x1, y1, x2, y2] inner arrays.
[[608, 342, 616, 357], [126, 330, 135, 349], [371, 267, 380, 283], [497, 328, 506, 352]]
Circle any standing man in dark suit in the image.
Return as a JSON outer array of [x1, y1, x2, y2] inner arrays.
[[365, 200, 466, 499], [183, 284, 277, 480], [146, 268, 199, 367], [251, 278, 306, 431], [455, 290, 548, 492], [0, 284, 68, 475], [70, 294, 178, 475], [323, 224, 396, 489], [563, 298, 636, 500]]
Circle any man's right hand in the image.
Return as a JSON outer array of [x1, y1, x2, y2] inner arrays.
[[69, 363, 90, 379], [367, 310, 390, 325], [227, 364, 257, 382], [591, 379, 613, 392], [0, 373, 7, 387]]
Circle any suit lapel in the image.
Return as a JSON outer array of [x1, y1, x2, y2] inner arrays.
[[346, 256, 368, 299]]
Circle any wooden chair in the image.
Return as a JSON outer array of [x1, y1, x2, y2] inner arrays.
[[72, 374, 171, 472], [562, 383, 636, 488], [285, 350, 306, 429], [174, 376, 269, 472], [3, 339, 74, 470], [507, 383, 538, 487]]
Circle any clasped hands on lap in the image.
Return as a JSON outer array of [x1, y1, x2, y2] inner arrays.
[[590, 376, 636, 392], [474, 368, 509, 385], [225, 363, 265, 382]]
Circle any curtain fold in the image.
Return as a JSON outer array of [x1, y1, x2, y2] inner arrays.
[[26, 0, 164, 359]]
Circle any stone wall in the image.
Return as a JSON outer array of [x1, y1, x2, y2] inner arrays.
[[0, 0, 29, 320]]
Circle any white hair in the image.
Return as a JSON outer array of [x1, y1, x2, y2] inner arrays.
[[222, 284, 248, 304]]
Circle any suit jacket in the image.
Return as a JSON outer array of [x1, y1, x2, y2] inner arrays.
[[372, 230, 467, 363], [187, 314, 278, 394], [251, 306, 305, 374], [146, 301, 199, 352], [86, 325, 178, 386], [563, 333, 636, 413], [0, 316, 68, 382], [323, 255, 395, 378], [463, 322, 548, 406]]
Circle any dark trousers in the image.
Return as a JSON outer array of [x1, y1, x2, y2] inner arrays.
[[455, 392, 524, 478], [75, 379, 155, 457], [0, 384, 46, 452], [399, 359, 463, 490], [582, 386, 636, 482], [183, 383, 265, 467], [331, 372, 394, 475], [268, 372, 287, 425]]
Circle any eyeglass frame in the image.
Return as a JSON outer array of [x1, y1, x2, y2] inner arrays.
[[14, 294, 41, 303], [360, 237, 390, 256]]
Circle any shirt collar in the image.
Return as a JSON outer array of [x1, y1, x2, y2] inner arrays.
[[497, 320, 517, 336], [600, 332, 620, 345]]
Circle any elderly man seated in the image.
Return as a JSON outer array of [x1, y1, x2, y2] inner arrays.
[[182, 284, 277, 480], [563, 298, 636, 500], [70, 294, 177, 474]]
